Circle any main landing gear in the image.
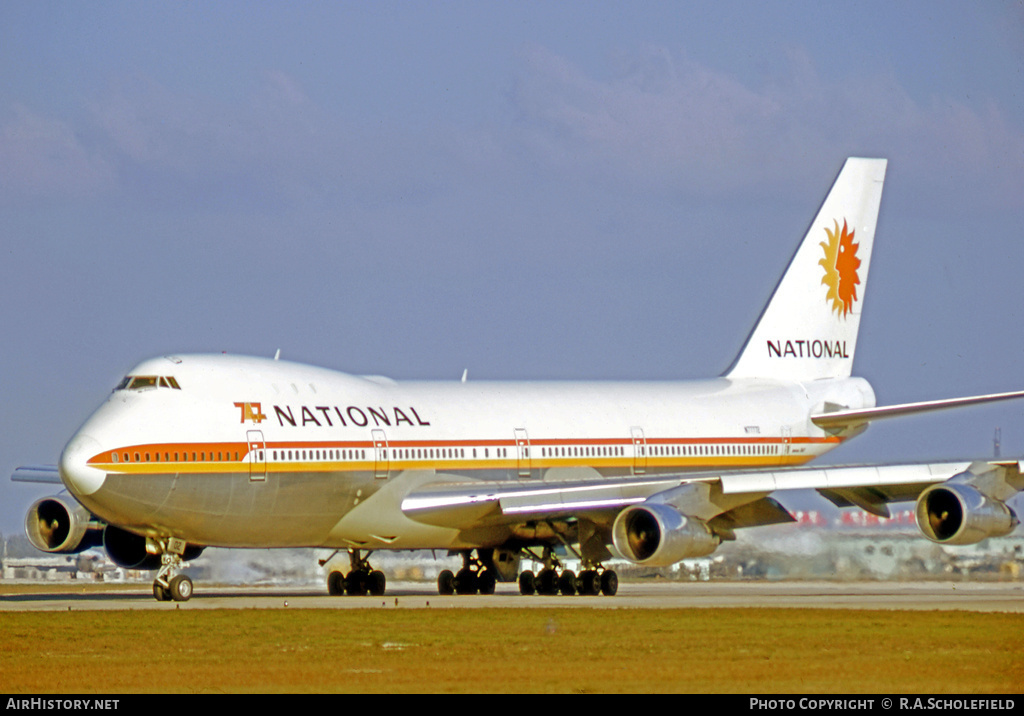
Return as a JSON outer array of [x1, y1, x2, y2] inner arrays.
[[516, 546, 618, 597], [434, 548, 618, 597], [151, 538, 194, 602], [324, 549, 387, 597], [437, 550, 498, 595]]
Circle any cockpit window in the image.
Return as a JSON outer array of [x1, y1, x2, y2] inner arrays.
[[115, 375, 182, 391]]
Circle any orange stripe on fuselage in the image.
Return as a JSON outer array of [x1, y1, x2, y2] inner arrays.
[[87, 435, 839, 475]]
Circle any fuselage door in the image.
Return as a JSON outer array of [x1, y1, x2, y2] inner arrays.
[[247, 430, 267, 482], [514, 428, 531, 478], [631, 426, 647, 475], [372, 428, 389, 479]]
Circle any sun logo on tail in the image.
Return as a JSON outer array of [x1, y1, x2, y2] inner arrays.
[[819, 219, 860, 318]]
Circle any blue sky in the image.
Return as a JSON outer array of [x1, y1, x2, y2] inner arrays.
[[3, 1, 1023, 535]]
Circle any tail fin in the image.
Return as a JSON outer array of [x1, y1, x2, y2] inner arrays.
[[725, 157, 887, 382]]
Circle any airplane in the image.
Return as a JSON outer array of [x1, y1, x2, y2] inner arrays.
[[13, 157, 1024, 602]]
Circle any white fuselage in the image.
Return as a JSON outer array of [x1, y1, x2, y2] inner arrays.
[[58, 354, 875, 550]]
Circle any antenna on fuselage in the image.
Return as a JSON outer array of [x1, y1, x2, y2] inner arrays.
[[461, 369, 468, 383], [274, 349, 281, 361]]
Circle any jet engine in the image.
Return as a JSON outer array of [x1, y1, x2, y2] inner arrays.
[[612, 504, 720, 567], [915, 482, 1018, 545], [102, 526, 204, 570], [25, 495, 103, 553]]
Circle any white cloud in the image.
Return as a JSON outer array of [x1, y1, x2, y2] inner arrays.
[[2, 45, 1020, 216], [507, 45, 1024, 208], [0, 105, 115, 201]]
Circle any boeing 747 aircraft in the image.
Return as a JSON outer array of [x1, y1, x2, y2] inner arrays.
[[14, 158, 1024, 601]]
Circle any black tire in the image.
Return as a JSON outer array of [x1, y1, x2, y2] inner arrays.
[[169, 574, 193, 602], [345, 569, 368, 596], [455, 567, 477, 595], [153, 582, 171, 602], [368, 570, 386, 596], [518, 570, 536, 596], [536, 568, 558, 595], [477, 568, 496, 595], [580, 570, 601, 596], [438, 569, 455, 595], [327, 570, 345, 596], [558, 570, 577, 596], [600, 570, 618, 596]]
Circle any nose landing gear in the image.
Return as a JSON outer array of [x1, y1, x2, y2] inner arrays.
[[151, 538, 194, 602]]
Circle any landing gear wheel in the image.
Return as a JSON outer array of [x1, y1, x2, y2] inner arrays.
[[153, 582, 172, 602], [169, 574, 193, 602], [327, 570, 345, 596], [438, 569, 455, 595], [600, 570, 618, 596], [477, 568, 496, 595], [536, 568, 558, 595], [579, 570, 601, 596], [455, 567, 478, 594], [558, 570, 577, 596], [518, 570, 536, 596], [345, 569, 369, 596], [368, 570, 386, 596]]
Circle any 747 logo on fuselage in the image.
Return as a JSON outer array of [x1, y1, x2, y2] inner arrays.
[[234, 402, 267, 424]]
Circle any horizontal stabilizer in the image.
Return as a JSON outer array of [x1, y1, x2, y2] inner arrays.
[[11, 465, 62, 484], [811, 389, 1024, 431]]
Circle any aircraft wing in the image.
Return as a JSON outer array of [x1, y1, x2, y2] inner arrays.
[[401, 459, 1022, 532], [11, 465, 62, 484]]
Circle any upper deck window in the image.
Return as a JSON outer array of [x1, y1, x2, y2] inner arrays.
[[115, 375, 182, 392]]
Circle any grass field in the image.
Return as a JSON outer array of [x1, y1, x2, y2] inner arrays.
[[1, 607, 1021, 693]]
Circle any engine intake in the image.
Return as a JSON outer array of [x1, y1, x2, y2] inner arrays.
[[101, 526, 204, 570], [25, 496, 103, 553], [915, 483, 1018, 545], [612, 504, 720, 567]]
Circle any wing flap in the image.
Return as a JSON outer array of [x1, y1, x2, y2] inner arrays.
[[719, 461, 976, 494]]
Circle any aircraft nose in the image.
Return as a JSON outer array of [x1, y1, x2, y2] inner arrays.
[[59, 432, 105, 497]]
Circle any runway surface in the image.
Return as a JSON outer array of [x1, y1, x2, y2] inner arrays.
[[2, 580, 1023, 612]]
